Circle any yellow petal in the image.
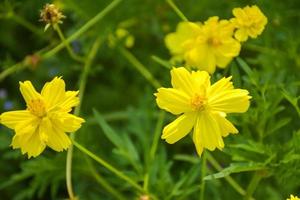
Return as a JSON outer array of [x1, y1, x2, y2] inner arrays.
[[170, 67, 195, 96], [19, 81, 42, 104], [39, 118, 71, 152], [41, 77, 66, 109], [155, 88, 192, 115], [214, 112, 238, 137], [11, 129, 46, 158], [51, 113, 85, 133], [208, 88, 250, 113], [0, 110, 35, 129], [193, 112, 224, 156], [162, 112, 196, 144], [234, 29, 248, 42], [165, 22, 201, 55], [191, 70, 211, 91], [58, 91, 80, 112]]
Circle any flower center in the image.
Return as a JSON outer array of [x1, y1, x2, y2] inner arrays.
[[191, 94, 206, 111], [207, 37, 221, 47], [27, 99, 47, 117]]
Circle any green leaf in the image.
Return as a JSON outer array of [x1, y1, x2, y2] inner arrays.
[[93, 109, 124, 149], [204, 162, 266, 180]]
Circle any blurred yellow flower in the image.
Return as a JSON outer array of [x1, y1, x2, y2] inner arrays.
[[184, 17, 241, 73], [231, 5, 267, 42], [155, 67, 250, 156], [287, 195, 300, 200], [165, 17, 240, 74], [0, 77, 85, 158], [165, 21, 201, 59]]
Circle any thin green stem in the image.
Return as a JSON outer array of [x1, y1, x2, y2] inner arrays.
[[143, 111, 165, 192], [53, 24, 85, 63], [244, 172, 263, 200], [151, 55, 172, 69], [150, 111, 165, 160], [200, 151, 207, 200], [84, 156, 126, 200], [43, 0, 122, 59], [166, 0, 188, 21], [119, 47, 161, 88], [66, 37, 102, 200], [0, 62, 26, 82], [206, 152, 252, 198], [73, 141, 145, 193]]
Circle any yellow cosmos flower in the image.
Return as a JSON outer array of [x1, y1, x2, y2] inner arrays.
[[287, 195, 300, 200], [0, 77, 85, 158], [165, 21, 201, 59], [231, 5, 268, 42], [155, 67, 250, 156], [184, 17, 241, 74], [164, 17, 241, 74]]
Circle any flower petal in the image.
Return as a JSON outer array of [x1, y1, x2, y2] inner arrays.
[[0, 110, 35, 129], [51, 113, 85, 133], [11, 129, 46, 158], [171, 67, 195, 96], [19, 81, 42, 104], [58, 91, 80, 112], [209, 89, 250, 113], [155, 88, 192, 115], [41, 77, 66, 109], [39, 117, 71, 152], [193, 112, 224, 156], [213, 112, 238, 137], [162, 112, 196, 144]]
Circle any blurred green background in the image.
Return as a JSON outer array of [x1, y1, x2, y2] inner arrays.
[[0, 0, 299, 199]]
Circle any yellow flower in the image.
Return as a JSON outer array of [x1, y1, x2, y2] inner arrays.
[[164, 18, 241, 74], [287, 195, 300, 200], [155, 67, 250, 156], [231, 5, 268, 42], [184, 17, 241, 74], [165, 21, 201, 59], [0, 77, 85, 158]]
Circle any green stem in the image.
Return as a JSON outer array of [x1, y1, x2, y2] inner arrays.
[[66, 37, 102, 200], [143, 111, 165, 192], [53, 24, 85, 63], [206, 152, 251, 198], [73, 141, 145, 193], [200, 151, 207, 200], [244, 172, 263, 200], [166, 0, 188, 21], [0, 62, 26, 82], [43, 0, 122, 59], [119, 47, 161, 88], [84, 156, 126, 200]]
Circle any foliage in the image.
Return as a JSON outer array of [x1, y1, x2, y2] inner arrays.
[[0, 0, 300, 199]]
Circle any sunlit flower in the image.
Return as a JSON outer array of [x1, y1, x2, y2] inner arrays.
[[155, 67, 250, 156], [0, 77, 85, 158], [287, 195, 300, 200], [184, 17, 241, 73], [231, 5, 268, 42], [165, 18, 241, 74], [165, 21, 201, 60]]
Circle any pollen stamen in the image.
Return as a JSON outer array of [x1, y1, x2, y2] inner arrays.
[[191, 94, 206, 111], [27, 99, 47, 117]]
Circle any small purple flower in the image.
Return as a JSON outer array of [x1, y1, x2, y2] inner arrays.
[[4, 101, 13, 110]]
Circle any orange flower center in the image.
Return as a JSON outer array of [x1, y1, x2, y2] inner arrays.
[[207, 37, 221, 47], [191, 94, 206, 111], [27, 99, 47, 117]]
